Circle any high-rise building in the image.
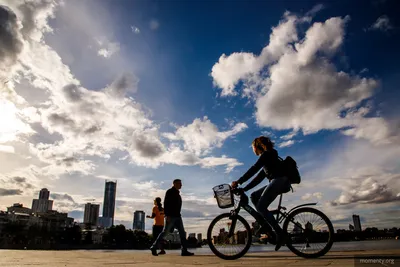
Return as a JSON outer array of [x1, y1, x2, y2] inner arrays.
[[84, 203, 100, 227], [39, 188, 50, 200], [353, 214, 362, 232], [133, 210, 145, 231], [197, 233, 202, 242], [32, 188, 53, 213], [102, 180, 117, 227]]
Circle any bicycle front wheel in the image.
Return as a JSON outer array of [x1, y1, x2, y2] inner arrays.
[[283, 207, 334, 258], [207, 213, 252, 260]]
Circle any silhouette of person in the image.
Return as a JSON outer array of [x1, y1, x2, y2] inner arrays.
[[150, 179, 194, 256]]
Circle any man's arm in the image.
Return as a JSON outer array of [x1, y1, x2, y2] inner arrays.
[[163, 189, 172, 216], [237, 153, 266, 185], [243, 170, 267, 192]]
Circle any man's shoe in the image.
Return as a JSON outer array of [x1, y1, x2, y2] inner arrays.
[[150, 247, 158, 256], [181, 250, 194, 256], [158, 250, 166, 255]]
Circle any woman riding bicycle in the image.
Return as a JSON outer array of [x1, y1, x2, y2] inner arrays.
[[231, 136, 291, 251]]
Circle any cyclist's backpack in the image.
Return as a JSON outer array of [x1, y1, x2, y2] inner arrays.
[[279, 156, 301, 184]]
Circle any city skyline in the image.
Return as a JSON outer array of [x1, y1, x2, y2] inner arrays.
[[1, 186, 398, 236], [0, 0, 399, 236]]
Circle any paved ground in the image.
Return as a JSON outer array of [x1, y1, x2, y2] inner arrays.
[[0, 249, 399, 267]]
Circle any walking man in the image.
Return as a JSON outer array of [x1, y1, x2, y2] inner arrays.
[[150, 179, 194, 256]]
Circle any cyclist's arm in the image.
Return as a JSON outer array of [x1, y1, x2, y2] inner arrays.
[[237, 153, 266, 185], [243, 170, 266, 192]]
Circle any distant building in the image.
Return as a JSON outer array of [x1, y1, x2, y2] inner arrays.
[[133, 210, 145, 231], [7, 203, 32, 214], [305, 221, 313, 231], [197, 233, 202, 242], [98, 217, 112, 228], [353, 214, 362, 232], [349, 224, 355, 231], [32, 188, 53, 213], [39, 188, 50, 200], [84, 203, 100, 227], [102, 181, 117, 227]]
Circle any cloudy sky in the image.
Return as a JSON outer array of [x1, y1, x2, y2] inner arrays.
[[1, 0, 399, 235]]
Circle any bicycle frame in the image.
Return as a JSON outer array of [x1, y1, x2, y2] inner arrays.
[[227, 190, 317, 237]]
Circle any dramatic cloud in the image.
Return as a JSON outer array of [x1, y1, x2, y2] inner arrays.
[[370, 15, 392, 31], [163, 116, 247, 156], [50, 193, 76, 203], [0, 4, 23, 78], [0, 188, 23, 196], [211, 10, 400, 145], [330, 171, 400, 206]]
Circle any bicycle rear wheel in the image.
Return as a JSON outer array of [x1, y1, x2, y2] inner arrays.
[[283, 207, 334, 258], [207, 213, 252, 260]]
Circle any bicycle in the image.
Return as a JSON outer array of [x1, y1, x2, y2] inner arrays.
[[207, 184, 334, 260]]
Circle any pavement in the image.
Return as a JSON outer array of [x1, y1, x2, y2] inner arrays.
[[0, 249, 399, 267]]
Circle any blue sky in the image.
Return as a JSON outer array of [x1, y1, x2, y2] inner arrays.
[[0, 0, 399, 235]]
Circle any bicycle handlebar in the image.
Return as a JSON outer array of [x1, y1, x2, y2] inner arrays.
[[232, 187, 245, 196]]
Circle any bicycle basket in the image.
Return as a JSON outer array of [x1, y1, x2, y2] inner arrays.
[[212, 184, 234, 209]]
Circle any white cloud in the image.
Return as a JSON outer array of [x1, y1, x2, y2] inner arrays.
[[97, 41, 120, 58], [329, 169, 400, 206], [130, 25, 140, 34], [149, 19, 159, 30], [370, 15, 392, 32], [278, 140, 295, 148], [0, 0, 244, 187], [210, 10, 400, 145], [163, 116, 247, 156], [0, 145, 15, 154], [302, 192, 323, 200]]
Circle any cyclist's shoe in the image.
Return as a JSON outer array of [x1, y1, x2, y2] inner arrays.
[[181, 250, 194, 256], [275, 232, 288, 251]]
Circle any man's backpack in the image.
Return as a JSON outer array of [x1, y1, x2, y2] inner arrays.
[[278, 156, 301, 184]]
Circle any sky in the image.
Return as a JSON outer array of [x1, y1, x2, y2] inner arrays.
[[0, 0, 399, 236]]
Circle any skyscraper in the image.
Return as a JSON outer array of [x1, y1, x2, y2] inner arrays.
[[102, 180, 117, 227], [353, 214, 362, 232], [32, 188, 53, 213], [84, 203, 100, 227], [39, 188, 50, 200], [133, 210, 145, 231]]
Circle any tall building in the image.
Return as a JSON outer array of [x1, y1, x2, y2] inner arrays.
[[102, 180, 117, 227], [353, 214, 362, 232], [32, 188, 53, 213], [84, 203, 100, 227], [39, 188, 50, 200], [133, 210, 145, 231], [197, 233, 202, 242]]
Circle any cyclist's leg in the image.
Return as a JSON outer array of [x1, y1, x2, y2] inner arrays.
[[256, 177, 291, 250], [256, 177, 290, 230], [250, 185, 266, 207]]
